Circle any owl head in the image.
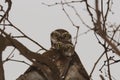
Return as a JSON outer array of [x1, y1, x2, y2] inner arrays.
[[50, 29, 74, 56], [50, 29, 72, 49]]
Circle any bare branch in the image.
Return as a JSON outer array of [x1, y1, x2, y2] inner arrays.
[[3, 58, 31, 66], [3, 48, 16, 63], [0, 29, 61, 80], [105, 52, 112, 80], [84, 0, 96, 27], [0, 0, 12, 23], [100, 74, 105, 80], [0, 53, 5, 80], [61, 1, 79, 28], [42, 0, 84, 7], [0, 35, 6, 80], [104, 0, 111, 23], [0, 15, 47, 51], [77, 29, 92, 37], [90, 51, 105, 78]]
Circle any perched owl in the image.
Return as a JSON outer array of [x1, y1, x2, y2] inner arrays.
[[43, 29, 90, 80], [17, 29, 90, 80]]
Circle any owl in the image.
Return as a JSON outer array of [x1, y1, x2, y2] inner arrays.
[[43, 29, 90, 80], [17, 29, 90, 80]]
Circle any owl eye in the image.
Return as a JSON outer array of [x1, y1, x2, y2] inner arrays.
[[62, 32, 71, 40], [51, 31, 61, 39], [65, 44, 74, 50], [54, 42, 63, 50]]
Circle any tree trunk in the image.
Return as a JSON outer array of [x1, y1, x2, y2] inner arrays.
[[0, 35, 6, 80], [0, 53, 5, 80]]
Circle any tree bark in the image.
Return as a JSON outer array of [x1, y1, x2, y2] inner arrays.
[[0, 29, 61, 80], [0, 35, 6, 80], [0, 53, 5, 80]]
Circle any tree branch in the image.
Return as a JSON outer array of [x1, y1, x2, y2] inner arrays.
[[0, 0, 12, 23], [0, 29, 61, 80]]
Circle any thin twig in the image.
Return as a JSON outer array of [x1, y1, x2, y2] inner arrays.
[[0, 0, 12, 23], [0, 15, 47, 51], [61, 0, 80, 48], [100, 74, 105, 80], [42, 0, 84, 7], [77, 29, 92, 37], [4, 58, 31, 66], [63, 0, 91, 29], [105, 51, 112, 80], [104, 0, 111, 24], [61, 0, 80, 28], [6, 47, 15, 59], [89, 51, 105, 78], [12, 36, 25, 38], [84, 0, 96, 27]]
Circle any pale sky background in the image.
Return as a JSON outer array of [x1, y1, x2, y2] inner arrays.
[[0, 0, 120, 80]]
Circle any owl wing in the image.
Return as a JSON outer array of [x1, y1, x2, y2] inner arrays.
[[16, 67, 47, 80], [17, 50, 61, 80], [70, 51, 90, 80]]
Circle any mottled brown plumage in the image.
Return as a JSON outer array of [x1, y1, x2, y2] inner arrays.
[[16, 29, 90, 80], [42, 29, 90, 80]]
